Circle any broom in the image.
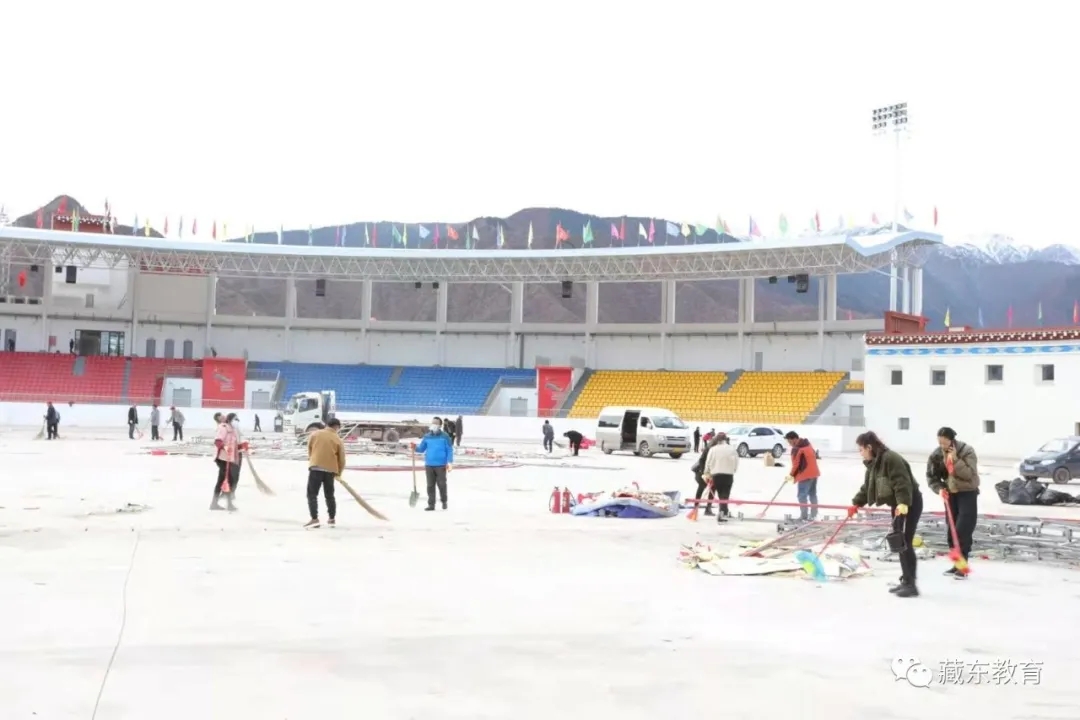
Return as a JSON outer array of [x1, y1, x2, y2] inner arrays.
[[941, 490, 970, 576], [757, 477, 790, 518], [243, 452, 276, 496], [336, 474, 388, 521], [794, 515, 852, 582], [686, 479, 712, 521], [34, 421, 45, 440]]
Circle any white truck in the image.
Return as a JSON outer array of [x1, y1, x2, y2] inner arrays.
[[281, 390, 428, 444]]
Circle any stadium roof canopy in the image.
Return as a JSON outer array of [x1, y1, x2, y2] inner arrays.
[[0, 226, 942, 283]]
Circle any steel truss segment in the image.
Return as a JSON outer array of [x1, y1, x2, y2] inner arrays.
[[0, 233, 941, 283]]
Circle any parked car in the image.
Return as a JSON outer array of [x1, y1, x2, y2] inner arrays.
[[725, 425, 787, 458], [1020, 437, 1080, 485]]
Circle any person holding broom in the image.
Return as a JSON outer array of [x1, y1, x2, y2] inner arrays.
[[210, 413, 243, 512], [305, 417, 346, 529], [848, 431, 924, 598], [926, 426, 980, 578], [703, 432, 738, 522]]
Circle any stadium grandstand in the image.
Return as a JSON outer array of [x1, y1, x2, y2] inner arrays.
[[0, 222, 939, 429]]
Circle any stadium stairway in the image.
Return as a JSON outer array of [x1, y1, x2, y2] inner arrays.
[[121, 359, 132, 399], [565, 370, 848, 425], [555, 369, 594, 418], [806, 372, 850, 421], [249, 363, 536, 415]]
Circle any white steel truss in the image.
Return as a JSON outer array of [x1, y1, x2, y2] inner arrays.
[[0, 232, 939, 283]]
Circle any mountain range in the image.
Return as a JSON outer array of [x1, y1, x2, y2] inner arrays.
[[7, 196, 1080, 329]]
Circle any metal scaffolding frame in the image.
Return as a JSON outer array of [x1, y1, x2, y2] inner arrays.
[[0, 226, 941, 283]]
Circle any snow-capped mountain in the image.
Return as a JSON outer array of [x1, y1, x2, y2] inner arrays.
[[939, 233, 1080, 265]]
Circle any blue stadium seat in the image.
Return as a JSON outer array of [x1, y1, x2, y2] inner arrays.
[[250, 363, 536, 415]]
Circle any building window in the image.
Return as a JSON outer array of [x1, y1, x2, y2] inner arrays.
[[984, 420, 996, 434], [145, 338, 156, 358], [890, 369, 903, 385], [898, 417, 910, 431], [931, 369, 946, 386], [163, 339, 175, 359], [182, 340, 194, 359], [985, 364, 1004, 383], [1039, 364, 1055, 382]]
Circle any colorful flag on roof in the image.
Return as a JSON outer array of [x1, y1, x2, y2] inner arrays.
[[132, 215, 138, 235], [527, 222, 533, 249], [977, 307, 985, 328], [419, 225, 430, 241], [144, 216, 150, 237], [497, 224, 506, 248], [556, 223, 569, 247], [648, 219, 655, 244], [903, 208, 915, 223], [779, 214, 789, 235], [1007, 305, 1013, 328], [364, 224, 370, 247], [944, 307, 951, 327], [665, 221, 678, 237], [447, 225, 459, 242], [610, 222, 619, 241], [392, 225, 402, 247], [278, 225, 284, 245], [933, 206, 939, 227], [308, 225, 314, 246], [471, 226, 479, 245], [749, 217, 762, 238], [620, 218, 626, 244], [638, 222, 647, 244], [1038, 301, 1044, 326], [72, 208, 80, 232], [434, 224, 440, 248]]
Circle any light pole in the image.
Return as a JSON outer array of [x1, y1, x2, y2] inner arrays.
[[872, 102, 910, 312]]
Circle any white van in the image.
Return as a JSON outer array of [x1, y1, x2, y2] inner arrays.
[[595, 406, 691, 459]]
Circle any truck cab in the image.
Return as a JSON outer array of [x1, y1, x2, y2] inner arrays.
[[282, 390, 337, 434], [595, 406, 691, 459]]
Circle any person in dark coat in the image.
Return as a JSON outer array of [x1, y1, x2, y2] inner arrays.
[[127, 405, 139, 439], [45, 401, 60, 439], [455, 415, 463, 447], [254, 414, 262, 432], [444, 418, 457, 446], [926, 426, 980, 578], [691, 437, 717, 517], [542, 420, 555, 453], [849, 431, 924, 598], [563, 430, 583, 456], [693, 427, 701, 453]]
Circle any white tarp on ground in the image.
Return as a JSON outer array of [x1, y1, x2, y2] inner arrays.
[[679, 541, 873, 579]]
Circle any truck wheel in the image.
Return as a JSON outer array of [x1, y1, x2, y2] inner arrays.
[[737, 443, 749, 457], [385, 428, 400, 444], [669, 452, 683, 459], [638, 441, 652, 458], [601, 442, 613, 455], [1053, 467, 1071, 484]]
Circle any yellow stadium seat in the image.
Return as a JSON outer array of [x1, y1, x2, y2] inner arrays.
[[566, 370, 847, 424]]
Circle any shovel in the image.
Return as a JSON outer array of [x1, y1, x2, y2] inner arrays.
[[409, 450, 420, 508]]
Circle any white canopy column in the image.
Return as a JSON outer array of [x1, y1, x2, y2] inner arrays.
[[204, 274, 216, 357], [507, 282, 524, 367], [42, 261, 54, 351], [435, 282, 449, 365]]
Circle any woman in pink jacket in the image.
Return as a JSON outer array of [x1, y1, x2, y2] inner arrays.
[[211, 414, 244, 511]]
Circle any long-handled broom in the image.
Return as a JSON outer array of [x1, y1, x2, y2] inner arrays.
[[243, 452, 276, 496], [686, 479, 713, 521], [941, 491, 970, 576], [34, 421, 45, 440], [757, 477, 790, 519], [794, 515, 852, 582], [336, 474, 388, 521]]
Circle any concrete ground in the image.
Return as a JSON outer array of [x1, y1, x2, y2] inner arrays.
[[2, 427, 1079, 720]]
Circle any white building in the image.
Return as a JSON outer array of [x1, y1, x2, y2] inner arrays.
[[864, 328, 1080, 458]]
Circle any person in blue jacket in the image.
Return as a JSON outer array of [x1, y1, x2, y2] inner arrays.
[[413, 416, 454, 511]]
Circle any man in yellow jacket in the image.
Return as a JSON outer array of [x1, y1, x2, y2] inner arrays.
[[305, 418, 346, 529]]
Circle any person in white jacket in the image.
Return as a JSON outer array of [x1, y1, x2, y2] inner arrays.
[[703, 432, 739, 522]]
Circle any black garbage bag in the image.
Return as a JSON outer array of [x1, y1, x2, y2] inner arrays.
[[1038, 487, 1080, 505], [1005, 477, 1044, 505], [995, 480, 1010, 503]]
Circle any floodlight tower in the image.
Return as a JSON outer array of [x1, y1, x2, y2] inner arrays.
[[872, 102, 910, 312]]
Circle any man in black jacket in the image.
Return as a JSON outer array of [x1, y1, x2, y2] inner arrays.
[[45, 402, 60, 440], [127, 405, 139, 439], [455, 415, 463, 447], [693, 427, 701, 453], [563, 429, 583, 456]]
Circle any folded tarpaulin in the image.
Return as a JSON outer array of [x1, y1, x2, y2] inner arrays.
[[571, 491, 681, 518]]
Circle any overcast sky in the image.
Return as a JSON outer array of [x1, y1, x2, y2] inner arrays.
[[2, 1, 1076, 246]]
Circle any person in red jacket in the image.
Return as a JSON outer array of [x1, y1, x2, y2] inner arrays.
[[785, 431, 820, 521]]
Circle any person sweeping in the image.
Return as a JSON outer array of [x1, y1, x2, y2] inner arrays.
[[210, 414, 244, 512], [848, 431, 924, 598], [305, 417, 346, 529], [703, 432, 738, 522], [927, 426, 980, 578]]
